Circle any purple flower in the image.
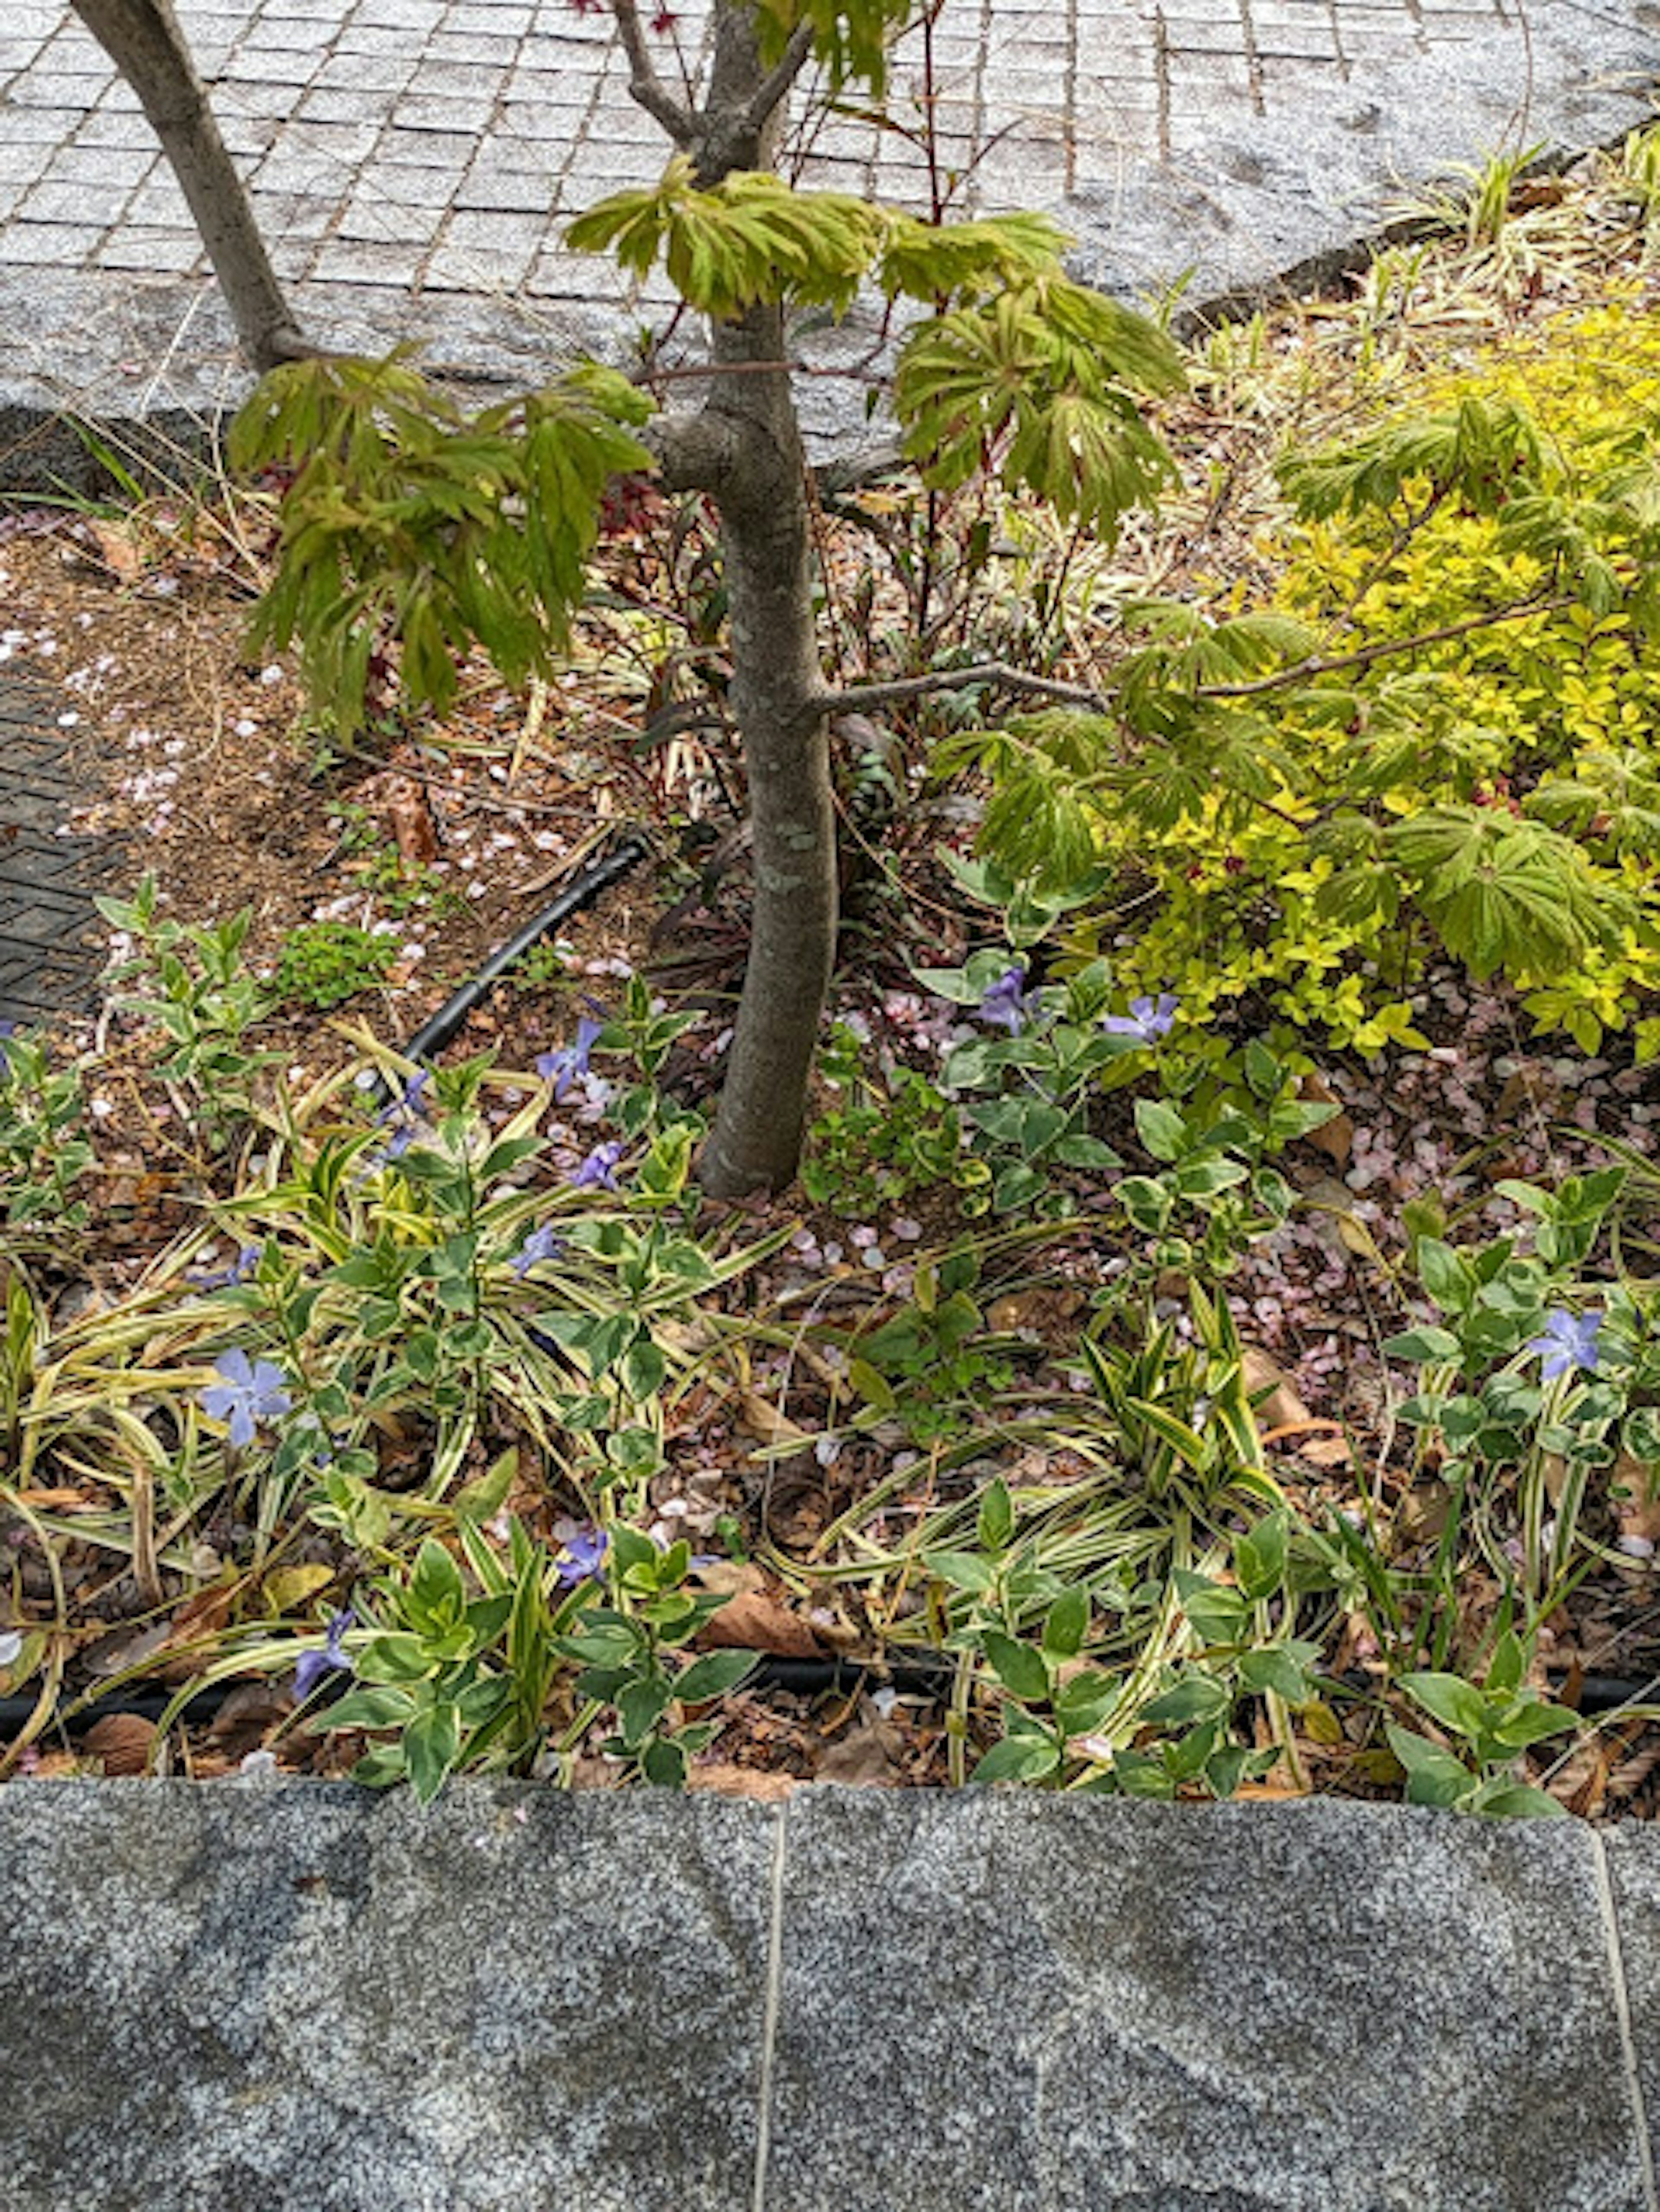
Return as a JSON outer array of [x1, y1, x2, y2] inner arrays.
[[571, 1139, 625, 1191], [0, 1020, 16, 1041], [377, 1069, 431, 1125], [554, 1526, 607, 1587], [367, 1069, 431, 1169], [1528, 1308, 1602, 1381], [978, 965, 1031, 1034], [511, 1222, 562, 1277], [190, 1242, 261, 1290], [294, 1609, 355, 1701], [200, 1348, 293, 1449], [1102, 993, 1178, 1044], [536, 1017, 605, 1103]]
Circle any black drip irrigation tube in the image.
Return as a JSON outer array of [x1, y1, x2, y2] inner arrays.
[[366, 830, 651, 1105], [0, 1654, 960, 1739], [6, 1662, 1657, 1743]]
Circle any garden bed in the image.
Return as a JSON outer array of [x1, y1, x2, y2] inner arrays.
[[3, 143, 1660, 1816]]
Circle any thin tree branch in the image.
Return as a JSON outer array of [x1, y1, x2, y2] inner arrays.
[[817, 661, 1111, 714], [1198, 592, 1578, 699], [610, 0, 696, 141], [745, 20, 816, 137]]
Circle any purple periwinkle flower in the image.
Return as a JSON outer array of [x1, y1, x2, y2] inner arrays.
[[366, 1069, 431, 1169], [571, 1139, 625, 1191], [0, 1020, 16, 1041], [1102, 993, 1179, 1044], [554, 1526, 608, 1587], [511, 1222, 562, 1277], [978, 964, 1031, 1034], [1528, 1308, 1603, 1381], [536, 1016, 605, 1103], [377, 1069, 431, 1125], [294, 1609, 355, 1701], [190, 1242, 261, 1291], [200, 1348, 293, 1449]]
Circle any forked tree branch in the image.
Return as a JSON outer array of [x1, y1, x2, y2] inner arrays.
[[817, 661, 1111, 714], [610, 0, 696, 142], [745, 20, 816, 137]]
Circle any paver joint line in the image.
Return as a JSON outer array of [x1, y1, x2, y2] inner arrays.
[[1592, 1826, 1660, 2212], [751, 1799, 789, 2212]]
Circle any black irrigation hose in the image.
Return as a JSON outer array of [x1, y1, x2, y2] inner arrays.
[[12, 1660, 1660, 1731], [0, 1653, 960, 1740], [8, 1662, 1660, 1745], [366, 831, 651, 1106]]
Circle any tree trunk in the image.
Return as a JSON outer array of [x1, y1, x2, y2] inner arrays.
[[681, 5, 836, 1197], [71, 0, 313, 372], [693, 300, 835, 1196]]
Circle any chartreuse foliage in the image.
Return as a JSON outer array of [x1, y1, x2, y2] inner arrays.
[[233, 177, 1181, 737], [957, 297, 1660, 1056]]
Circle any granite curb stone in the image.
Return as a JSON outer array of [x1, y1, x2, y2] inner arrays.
[[2, 1783, 774, 2212], [2, 1781, 1656, 2210]]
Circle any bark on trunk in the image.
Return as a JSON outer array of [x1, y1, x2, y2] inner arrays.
[[694, 299, 836, 1196], [681, 7, 836, 1197], [71, 0, 314, 372]]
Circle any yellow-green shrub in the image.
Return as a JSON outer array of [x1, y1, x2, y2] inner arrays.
[[958, 289, 1660, 1058]]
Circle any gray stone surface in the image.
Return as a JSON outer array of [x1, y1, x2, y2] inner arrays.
[[0, 0, 1656, 488], [1599, 1828, 1660, 2201], [0, 1783, 774, 2212], [770, 1793, 1648, 2212], [2, 1782, 1657, 2211]]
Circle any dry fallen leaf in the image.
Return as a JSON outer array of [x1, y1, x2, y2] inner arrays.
[[89, 519, 142, 583], [156, 1584, 237, 1680], [83, 1714, 157, 1776], [206, 1679, 293, 1756], [686, 1763, 800, 1801], [383, 776, 439, 864], [1550, 1736, 1614, 1819], [1241, 1345, 1313, 1435], [1298, 1073, 1354, 1167], [697, 1583, 823, 1659], [986, 1286, 1083, 1335], [815, 1713, 906, 1786]]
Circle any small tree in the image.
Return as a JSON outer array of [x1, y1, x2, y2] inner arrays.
[[95, 0, 1184, 1194]]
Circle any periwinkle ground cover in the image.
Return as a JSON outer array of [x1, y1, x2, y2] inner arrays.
[[3, 901, 1657, 1813]]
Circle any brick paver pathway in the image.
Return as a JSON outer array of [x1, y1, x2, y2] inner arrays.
[[0, 0, 1652, 400]]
